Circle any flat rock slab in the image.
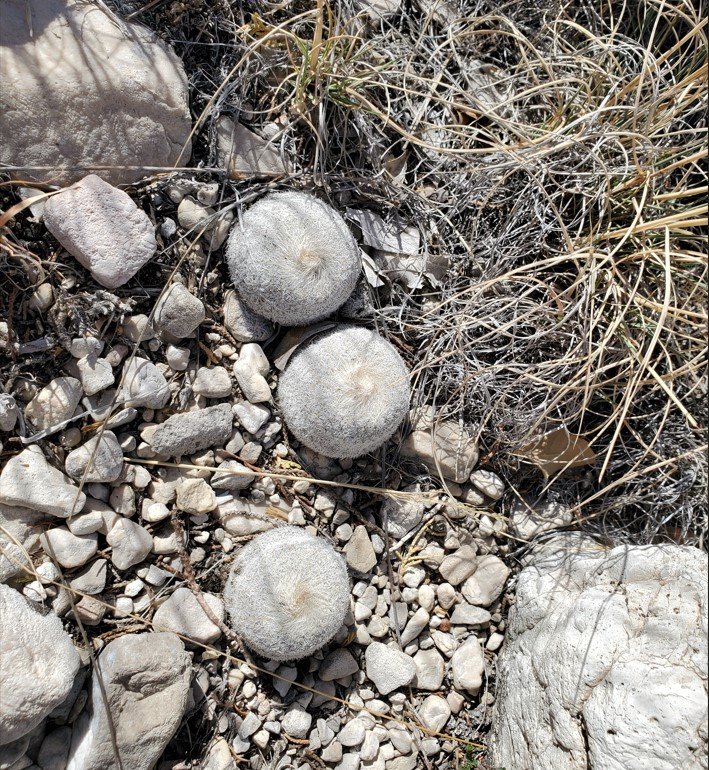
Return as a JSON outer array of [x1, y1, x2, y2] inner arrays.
[[0, 583, 81, 745], [0, 448, 86, 518], [66, 632, 191, 770], [0, 0, 191, 185], [43, 175, 157, 289], [490, 537, 709, 770]]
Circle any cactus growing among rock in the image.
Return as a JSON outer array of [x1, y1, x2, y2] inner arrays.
[[223, 526, 350, 661], [277, 325, 410, 458], [225, 191, 360, 326]]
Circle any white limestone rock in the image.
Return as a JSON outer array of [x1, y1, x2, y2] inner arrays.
[[223, 290, 273, 343], [24, 377, 83, 431], [43, 175, 157, 288], [451, 635, 485, 695], [153, 284, 205, 340], [192, 366, 232, 399], [0, 583, 81, 745], [365, 642, 416, 695], [153, 587, 224, 645], [401, 421, 478, 483], [0, 0, 191, 186], [65, 431, 123, 483], [66, 632, 191, 770], [461, 555, 510, 607], [0, 449, 86, 518], [490, 537, 709, 770], [148, 403, 233, 457], [39, 527, 98, 569], [120, 358, 170, 409], [106, 518, 153, 570], [0, 503, 45, 583]]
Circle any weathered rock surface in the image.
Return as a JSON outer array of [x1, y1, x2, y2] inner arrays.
[[0, 503, 44, 582], [490, 537, 709, 770], [0, 448, 86, 518], [43, 175, 157, 288], [120, 358, 170, 409], [149, 404, 233, 457], [65, 431, 123, 483], [66, 632, 191, 770], [0, 0, 191, 185], [153, 284, 205, 340], [0, 583, 81, 745], [365, 642, 416, 695], [223, 290, 273, 343]]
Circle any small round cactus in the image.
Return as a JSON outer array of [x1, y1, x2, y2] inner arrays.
[[223, 526, 350, 661], [277, 325, 410, 458], [225, 191, 361, 326]]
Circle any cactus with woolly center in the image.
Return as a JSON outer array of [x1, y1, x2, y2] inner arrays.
[[223, 526, 350, 661], [225, 191, 360, 326], [277, 325, 410, 458]]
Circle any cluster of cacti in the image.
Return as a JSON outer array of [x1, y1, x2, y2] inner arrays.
[[224, 193, 411, 660], [223, 526, 350, 661]]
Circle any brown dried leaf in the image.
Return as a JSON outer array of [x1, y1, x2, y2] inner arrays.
[[514, 426, 596, 478], [272, 322, 337, 371]]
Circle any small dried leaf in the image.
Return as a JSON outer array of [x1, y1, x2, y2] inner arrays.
[[361, 251, 387, 288], [346, 208, 420, 254], [383, 149, 408, 185], [514, 426, 596, 477], [272, 322, 337, 371]]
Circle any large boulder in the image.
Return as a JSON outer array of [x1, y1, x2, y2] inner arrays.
[[0, 0, 191, 185], [0, 583, 81, 745], [489, 537, 708, 770], [66, 632, 191, 770]]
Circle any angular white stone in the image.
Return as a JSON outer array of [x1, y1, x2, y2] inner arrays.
[[413, 648, 445, 691], [40, 527, 98, 569], [65, 431, 123, 483], [120, 358, 170, 409], [365, 642, 416, 695], [66, 632, 191, 770], [192, 366, 232, 399], [153, 284, 205, 339], [153, 587, 224, 645], [233, 344, 271, 404], [461, 555, 510, 607], [451, 636, 485, 695], [106, 518, 153, 570], [24, 377, 82, 431], [417, 694, 451, 733], [0, 448, 86, 518], [43, 175, 156, 288]]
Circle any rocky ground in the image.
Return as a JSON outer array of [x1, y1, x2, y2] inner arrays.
[[0, 1, 707, 770]]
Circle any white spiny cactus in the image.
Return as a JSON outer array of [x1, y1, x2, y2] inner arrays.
[[223, 526, 350, 661], [277, 325, 410, 458], [225, 191, 361, 326]]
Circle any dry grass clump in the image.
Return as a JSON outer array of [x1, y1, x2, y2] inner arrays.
[[156, 0, 703, 548]]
